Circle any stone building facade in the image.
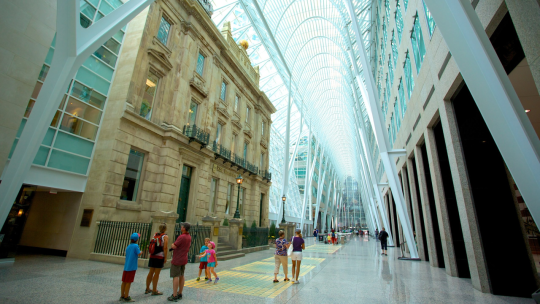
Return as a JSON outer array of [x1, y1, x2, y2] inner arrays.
[[68, 0, 276, 259]]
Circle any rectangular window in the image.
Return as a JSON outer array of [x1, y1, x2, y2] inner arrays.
[[234, 95, 239, 112], [231, 134, 236, 154], [188, 101, 198, 126], [261, 121, 265, 136], [157, 17, 171, 45], [388, 60, 394, 88], [394, 99, 401, 131], [403, 0, 408, 11], [410, 13, 426, 73], [216, 122, 222, 144], [395, 1, 404, 44], [246, 107, 250, 124], [121, 149, 144, 201], [398, 78, 407, 118], [391, 32, 398, 68], [140, 71, 159, 120], [209, 178, 218, 213], [226, 183, 233, 214], [260, 153, 264, 169], [423, 1, 436, 37], [196, 52, 205, 76], [243, 142, 248, 160], [404, 53, 415, 100], [220, 81, 227, 100]]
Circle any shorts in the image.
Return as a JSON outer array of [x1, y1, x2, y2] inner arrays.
[[122, 270, 136, 283], [207, 262, 216, 268], [148, 257, 164, 269], [291, 252, 302, 261], [170, 264, 186, 278], [199, 261, 208, 269], [331, 237, 337, 243], [381, 241, 388, 250]]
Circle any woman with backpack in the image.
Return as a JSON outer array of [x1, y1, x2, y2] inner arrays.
[[145, 223, 168, 295]]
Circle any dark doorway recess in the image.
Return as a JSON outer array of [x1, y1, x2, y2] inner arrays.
[[452, 83, 537, 297], [420, 143, 445, 269], [400, 172, 416, 233], [433, 122, 470, 278], [411, 157, 429, 261], [392, 197, 401, 247]]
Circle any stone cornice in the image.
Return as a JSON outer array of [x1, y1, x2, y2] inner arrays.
[[190, 73, 208, 97]]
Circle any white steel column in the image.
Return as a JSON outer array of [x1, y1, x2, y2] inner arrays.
[[423, 0, 540, 227], [346, 0, 417, 257], [0, 0, 154, 227], [299, 126, 311, 233], [280, 78, 293, 222], [313, 154, 327, 230]]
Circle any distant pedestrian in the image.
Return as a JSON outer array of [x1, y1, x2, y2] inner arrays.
[[168, 222, 191, 302], [313, 229, 318, 240], [196, 238, 210, 281], [199, 241, 219, 284], [379, 228, 389, 256], [331, 230, 337, 245], [290, 229, 305, 284], [146, 223, 169, 296], [273, 230, 290, 282], [120, 232, 142, 302], [375, 228, 379, 240]]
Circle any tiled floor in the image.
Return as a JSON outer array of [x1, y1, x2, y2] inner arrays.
[[0, 236, 534, 303]]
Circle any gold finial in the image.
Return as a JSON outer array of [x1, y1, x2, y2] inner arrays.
[[239, 40, 249, 50]]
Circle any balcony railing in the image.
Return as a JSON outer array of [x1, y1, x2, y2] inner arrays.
[[183, 124, 209, 149], [260, 170, 272, 182], [245, 162, 258, 176], [232, 154, 245, 169], [212, 142, 231, 161]]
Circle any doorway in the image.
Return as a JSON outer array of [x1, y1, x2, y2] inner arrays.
[[259, 193, 264, 227], [177, 165, 192, 223]]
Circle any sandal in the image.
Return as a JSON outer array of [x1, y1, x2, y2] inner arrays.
[[145, 289, 152, 294], [152, 291, 163, 296], [284, 278, 290, 281], [273, 279, 279, 283]]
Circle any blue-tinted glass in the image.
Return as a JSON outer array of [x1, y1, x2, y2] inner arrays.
[[42, 128, 56, 146], [80, 13, 92, 28], [80, 1, 96, 19], [404, 54, 414, 100], [99, 0, 114, 15], [398, 79, 407, 118], [113, 30, 124, 42], [33, 146, 50, 166], [48, 149, 90, 175], [157, 17, 171, 45], [395, 1, 403, 44], [75, 68, 110, 95], [220, 82, 227, 100], [196, 53, 205, 75], [423, 1, 436, 37], [54, 131, 94, 157], [45, 47, 55, 65], [93, 46, 117, 67], [8, 139, 18, 159], [411, 15, 426, 73], [83, 56, 114, 81]]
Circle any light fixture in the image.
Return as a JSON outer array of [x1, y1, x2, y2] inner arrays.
[[281, 195, 286, 224], [18, 209, 24, 217], [234, 175, 243, 219], [236, 175, 243, 184], [146, 79, 156, 87], [525, 109, 531, 113]]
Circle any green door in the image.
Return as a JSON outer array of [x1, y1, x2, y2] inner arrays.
[[259, 193, 264, 227], [177, 166, 192, 223]]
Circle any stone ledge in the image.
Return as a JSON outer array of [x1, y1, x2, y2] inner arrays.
[[116, 200, 142, 211]]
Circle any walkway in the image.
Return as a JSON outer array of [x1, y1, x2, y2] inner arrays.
[[0, 236, 533, 303]]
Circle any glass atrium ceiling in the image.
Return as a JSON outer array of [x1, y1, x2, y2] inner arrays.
[[210, 0, 376, 182]]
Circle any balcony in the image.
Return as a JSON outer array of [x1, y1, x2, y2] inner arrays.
[[231, 154, 245, 170], [260, 170, 272, 182], [245, 162, 258, 176], [183, 124, 209, 149], [212, 142, 231, 162]]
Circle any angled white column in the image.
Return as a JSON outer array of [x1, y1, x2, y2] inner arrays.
[[279, 79, 293, 223], [423, 0, 540, 227], [346, 0, 417, 257], [313, 153, 327, 230], [299, 126, 312, 233], [0, 0, 154, 227]]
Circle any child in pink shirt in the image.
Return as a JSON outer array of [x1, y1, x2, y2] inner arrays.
[[199, 241, 219, 284]]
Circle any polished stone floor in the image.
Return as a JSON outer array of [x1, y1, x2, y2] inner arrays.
[[0, 236, 533, 303]]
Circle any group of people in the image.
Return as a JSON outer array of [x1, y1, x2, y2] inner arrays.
[[273, 229, 305, 283], [120, 222, 212, 302]]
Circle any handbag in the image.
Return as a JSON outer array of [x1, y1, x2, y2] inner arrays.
[[287, 236, 294, 257]]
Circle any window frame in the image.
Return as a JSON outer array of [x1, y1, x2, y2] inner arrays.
[[220, 79, 228, 101], [120, 148, 147, 203], [209, 177, 218, 214], [140, 69, 160, 120], [196, 51, 206, 76], [156, 15, 172, 46]]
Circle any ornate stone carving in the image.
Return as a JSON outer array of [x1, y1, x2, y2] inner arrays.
[[190, 74, 208, 97], [231, 119, 242, 130], [260, 136, 268, 149], [243, 123, 252, 139], [147, 49, 173, 73]]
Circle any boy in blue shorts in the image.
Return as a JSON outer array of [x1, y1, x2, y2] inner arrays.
[[120, 232, 142, 302]]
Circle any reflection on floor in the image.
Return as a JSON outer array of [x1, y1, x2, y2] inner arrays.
[[0, 236, 534, 303]]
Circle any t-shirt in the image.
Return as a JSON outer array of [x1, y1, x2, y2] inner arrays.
[[275, 238, 288, 256], [379, 231, 389, 242], [200, 245, 209, 262], [331, 232, 335, 238], [124, 243, 141, 271], [291, 237, 304, 252], [206, 249, 216, 263], [172, 233, 192, 266]]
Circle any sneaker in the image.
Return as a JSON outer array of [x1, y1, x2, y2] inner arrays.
[[196, 277, 200, 281], [177, 294, 182, 300], [119, 297, 125, 302], [293, 280, 300, 284], [167, 294, 177, 302], [123, 296, 135, 302], [206, 279, 213, 284], [214, 278, 220, 284]]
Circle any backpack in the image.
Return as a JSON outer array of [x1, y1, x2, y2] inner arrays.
[[149, 233, 164, 255]]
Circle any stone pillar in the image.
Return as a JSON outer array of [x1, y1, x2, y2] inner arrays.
[[228, 218, 243, 250], [279, 223, 295, 241], [414, 145, 440, 268], [202, 216, 221, 245], [439, 100, 489, 292], [407, 158, 427, 261], [424, 128, 458, 277]]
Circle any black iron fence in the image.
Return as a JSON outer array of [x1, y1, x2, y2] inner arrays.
[[245, 162, 258, 175], [174, 223, 211, 263], [212, 142, 231, 161], [260, 170, 272, 182], [93, 221, 152, 259], [183, 124, 209, 148], [232, 154, 245, 168], [243, 227, 269, 248]]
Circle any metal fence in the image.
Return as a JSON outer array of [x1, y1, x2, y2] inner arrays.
[[174, 223, 211, 263], [243, 227, 269, 248], [93, 221, 152, 259]]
